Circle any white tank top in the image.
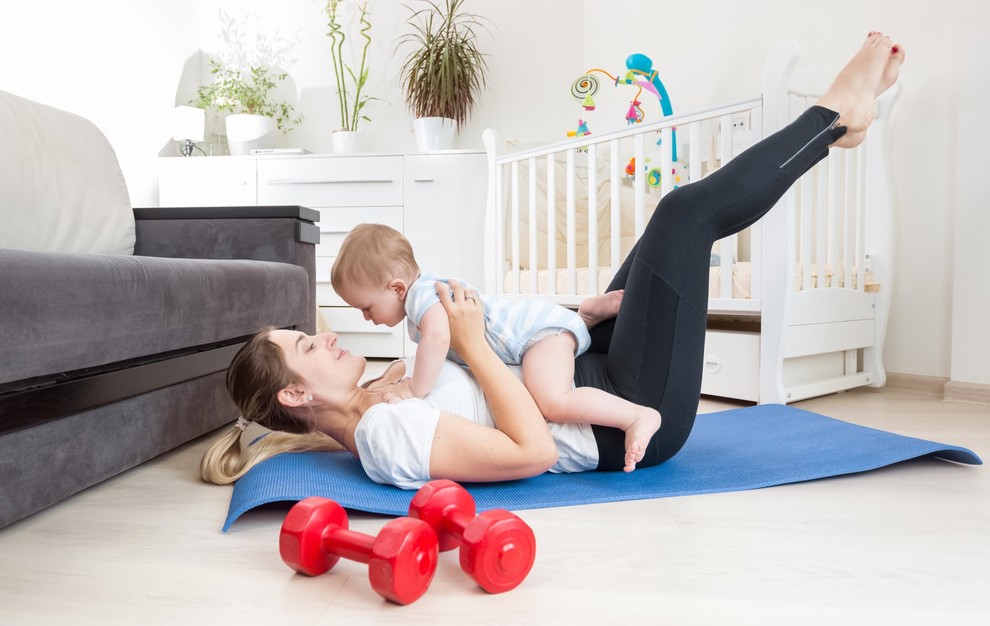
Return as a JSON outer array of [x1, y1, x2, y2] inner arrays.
[[353, 358, 599, 489]]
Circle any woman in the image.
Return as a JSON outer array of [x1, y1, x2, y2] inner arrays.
[[202, 33, 905, 488]]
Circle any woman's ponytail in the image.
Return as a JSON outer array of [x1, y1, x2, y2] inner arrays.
[[200, 423, 341, 485]]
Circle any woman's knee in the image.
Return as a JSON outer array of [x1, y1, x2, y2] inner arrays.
[[642, 186, 710, 249]]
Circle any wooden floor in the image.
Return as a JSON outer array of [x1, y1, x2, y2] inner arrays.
[[1, 377, 987, 624]]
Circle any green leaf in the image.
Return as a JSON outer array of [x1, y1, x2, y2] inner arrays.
[[397, 0, 489, 124]]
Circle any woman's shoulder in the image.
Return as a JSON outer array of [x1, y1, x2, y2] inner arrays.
[[355, 398, 441, 489]]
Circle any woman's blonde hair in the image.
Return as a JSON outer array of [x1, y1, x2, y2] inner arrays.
[[331, 223, 419, 290], [200, 328, 343, 485]]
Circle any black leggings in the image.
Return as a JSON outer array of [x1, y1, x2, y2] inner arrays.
[[579, 105, 844, 471]]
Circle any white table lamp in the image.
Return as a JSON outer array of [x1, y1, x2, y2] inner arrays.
[[172, 106, 206, 156]]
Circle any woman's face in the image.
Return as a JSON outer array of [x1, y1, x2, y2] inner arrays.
[[268, 330, 366, 399]]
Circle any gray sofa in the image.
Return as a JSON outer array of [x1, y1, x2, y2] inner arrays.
[[0, 90, 318, 529]]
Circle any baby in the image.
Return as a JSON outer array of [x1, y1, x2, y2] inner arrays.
[[331, 223, 661, 471]]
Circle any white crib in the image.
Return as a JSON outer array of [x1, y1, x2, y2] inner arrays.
[[481, 40, 900, 405]]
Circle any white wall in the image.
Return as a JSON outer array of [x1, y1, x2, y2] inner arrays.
[[578, 0, 970, 382], [0, 0, 200, 209], [949, 0, 990, 386], [185, 0, 581, 154], [1, 0, 985, 384]]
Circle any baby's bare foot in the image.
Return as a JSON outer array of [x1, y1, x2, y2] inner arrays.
[[578, 290, 624, 328], [817, 32, 903, 149], [623, 407, 661, 472], [361, 359, 406, 390]]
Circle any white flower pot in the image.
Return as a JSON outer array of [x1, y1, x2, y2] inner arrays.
[[225, 114, 276, 155], [332, 130, 368, 154], [413, 117, 457, 152]]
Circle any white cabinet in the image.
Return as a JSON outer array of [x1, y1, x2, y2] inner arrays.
[[158, 156, 257, 206], [158, 152, 487, 358], [404, 154, 487, 288], [257, 156, 404, 207], [700, 330, 761, 402]]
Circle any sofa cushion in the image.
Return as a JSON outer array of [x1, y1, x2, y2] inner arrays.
[[0, 249, 309, 386], [0, 90, 135, 255]]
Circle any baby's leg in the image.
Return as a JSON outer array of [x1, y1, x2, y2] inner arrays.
[[522, 333, 661, 472]]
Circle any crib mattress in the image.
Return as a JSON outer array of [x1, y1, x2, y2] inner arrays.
[[504, 262, 877, 299]]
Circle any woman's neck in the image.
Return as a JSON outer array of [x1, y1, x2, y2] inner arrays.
[[313, 387, 393, 455]]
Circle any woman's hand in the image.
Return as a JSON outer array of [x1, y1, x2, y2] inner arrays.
[[435, 280, 488, 360], [428, 280, 559, 482]]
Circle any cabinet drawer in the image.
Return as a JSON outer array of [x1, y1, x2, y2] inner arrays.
[[700, 330, 760, 402], [315, 206, 403, 258], [315, 257, 345, 307], [258, 156, 403, 206], [321, 307, 405, 358]]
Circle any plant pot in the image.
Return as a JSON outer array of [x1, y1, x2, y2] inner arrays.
[[225, 114, 276, 155], [204, 111, 229, 156], [332, 130, 369, 154], [413, 117, 457, 152]]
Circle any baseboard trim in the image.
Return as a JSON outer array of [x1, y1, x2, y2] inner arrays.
[[884, 372, 949, 398], [944, 381, 990, 405]]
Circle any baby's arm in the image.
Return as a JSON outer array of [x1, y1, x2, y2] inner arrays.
[[407, 303, 451, 398]]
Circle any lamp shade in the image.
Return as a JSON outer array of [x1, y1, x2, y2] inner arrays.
[[172, 105, 205, 142]]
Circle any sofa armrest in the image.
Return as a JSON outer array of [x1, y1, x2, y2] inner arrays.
[[133, 205, 320, 333]]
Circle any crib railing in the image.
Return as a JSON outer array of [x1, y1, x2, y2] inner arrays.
[[482, 98, 764, 310], [784, 91, 873, 298], [483, 41, 892, 327], [483, 39, 897, 405]]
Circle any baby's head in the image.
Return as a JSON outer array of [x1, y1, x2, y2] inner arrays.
[[331, 223, 420, 327]]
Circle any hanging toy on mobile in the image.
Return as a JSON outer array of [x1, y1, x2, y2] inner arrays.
[[623, 52, 677, 161], [566, 119, 591, 138], [569, 53, 677, 161], [570, 74, 600, 112]]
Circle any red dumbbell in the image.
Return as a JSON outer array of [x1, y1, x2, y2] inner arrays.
[[409, 480, 536, 594], [279, 497, 439, 605]]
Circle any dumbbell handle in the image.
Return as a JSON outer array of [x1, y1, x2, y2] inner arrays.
[[322, 527, 376, 565], [437, 507, 474, 539]]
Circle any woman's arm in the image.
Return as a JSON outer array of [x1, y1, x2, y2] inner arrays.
[[428, 280, 558, 482]]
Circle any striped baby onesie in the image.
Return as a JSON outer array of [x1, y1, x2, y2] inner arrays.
[[404, 271, 591, 365]]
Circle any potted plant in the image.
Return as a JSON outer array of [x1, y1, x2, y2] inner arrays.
[[325, 0, 376, 153], [192, 10, 302, 155], [397, 0, 490, 151], [194, 60, 303, 154]]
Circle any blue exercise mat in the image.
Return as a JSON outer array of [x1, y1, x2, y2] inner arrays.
[[223, 404, 981, 531]]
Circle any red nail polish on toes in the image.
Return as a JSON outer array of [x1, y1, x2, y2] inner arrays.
[[891, 46, 899, 54]]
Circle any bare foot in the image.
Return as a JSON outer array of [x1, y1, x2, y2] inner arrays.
[[883, 43, 906, 93], [623, 406, 661, 472], [361, 359, 406, 390], [578, 290, 624, 328], [816, 32, 904, 149]]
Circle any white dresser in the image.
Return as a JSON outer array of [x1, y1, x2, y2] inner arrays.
[[158, 151, 488, 357]]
